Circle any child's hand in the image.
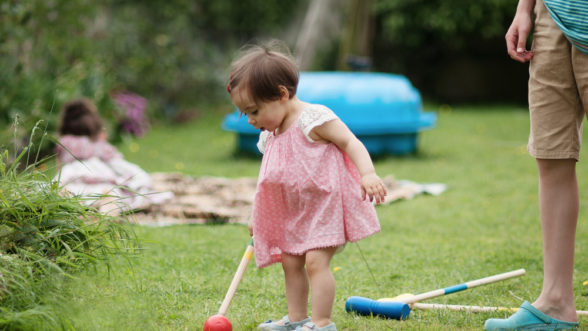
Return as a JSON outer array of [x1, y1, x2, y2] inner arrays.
[[361, 173, 387, 204]]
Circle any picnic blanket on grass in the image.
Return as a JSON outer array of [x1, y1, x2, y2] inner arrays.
[[129, 173, 446, 227]]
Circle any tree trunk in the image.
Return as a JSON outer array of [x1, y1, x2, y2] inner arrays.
[[294, 0, 347, 70], [337, 0, 374, 71]]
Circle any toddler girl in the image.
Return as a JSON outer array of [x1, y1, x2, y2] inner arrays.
[[227, 43, 387, 331], [55, 98, 171, 214]]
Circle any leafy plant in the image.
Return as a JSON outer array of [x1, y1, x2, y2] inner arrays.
[[370, 0, 528, 103], [0, 124, 137, 329], [373, 0, 514, 51]]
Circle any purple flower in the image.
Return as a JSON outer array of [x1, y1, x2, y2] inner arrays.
[[113, 91, 150, 137]]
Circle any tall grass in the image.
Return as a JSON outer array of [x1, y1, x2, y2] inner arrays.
[[0, 124, 137, 330]]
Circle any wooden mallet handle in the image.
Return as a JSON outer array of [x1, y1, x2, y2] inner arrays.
[[218, 239, 254, 316], [412, 303, 588, 316], [402, 269, 526, 304]]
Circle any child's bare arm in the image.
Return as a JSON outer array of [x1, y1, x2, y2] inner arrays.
[[311, 119, 387, 203]]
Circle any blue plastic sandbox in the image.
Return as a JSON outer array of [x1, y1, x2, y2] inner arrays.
[[222, 72, 437, 155]]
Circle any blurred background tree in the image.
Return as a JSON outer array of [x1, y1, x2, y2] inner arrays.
[[370, 0, 528, 103], [1, 0, 526, 158], [0, 0, 302, 157], [304, 0, 527, 103]]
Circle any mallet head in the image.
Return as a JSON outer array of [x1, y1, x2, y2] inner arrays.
[[345, 296, 410, 320], [203, 314, 232, 331]]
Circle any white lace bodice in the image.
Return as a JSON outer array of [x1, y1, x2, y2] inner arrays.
[[257, 104, 338, 153]]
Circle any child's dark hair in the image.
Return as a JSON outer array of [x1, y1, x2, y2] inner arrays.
[[228, 41, 299, 103], [58, 98, 104, 139]]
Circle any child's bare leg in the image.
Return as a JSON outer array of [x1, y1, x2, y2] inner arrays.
[[533, 158, 578, 322], [305, 246, 338, 327], [281, 253, 309, 322]]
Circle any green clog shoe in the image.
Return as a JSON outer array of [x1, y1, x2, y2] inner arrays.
[[484, 301, 578, 330]]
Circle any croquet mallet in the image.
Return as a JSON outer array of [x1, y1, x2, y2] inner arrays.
[[345, 268, 526, 320], [203, 239, 254, 331], [411, 302, 588, 316]]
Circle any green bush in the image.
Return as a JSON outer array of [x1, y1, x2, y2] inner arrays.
[[0, 0, 302, 158], [0, 1, 118, 159], [0, 129, 137, 329], [374, 0, 514, 51], [371, 0, 527, 103]]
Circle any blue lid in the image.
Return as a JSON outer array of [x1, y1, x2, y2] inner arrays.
[[223, 71, 436, 135]]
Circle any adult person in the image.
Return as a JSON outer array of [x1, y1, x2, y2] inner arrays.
[[485, 0, 587, 330]]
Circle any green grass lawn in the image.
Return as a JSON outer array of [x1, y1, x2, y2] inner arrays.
[[60, 105, 588, 330]]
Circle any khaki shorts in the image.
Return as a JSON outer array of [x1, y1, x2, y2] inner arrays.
[[528, 0, 588, 160]]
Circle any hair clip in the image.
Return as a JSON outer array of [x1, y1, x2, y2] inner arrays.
[[227, 73, 233, 94]]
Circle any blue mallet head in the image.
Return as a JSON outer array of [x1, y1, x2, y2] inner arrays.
[[345, 296, 410, 320]]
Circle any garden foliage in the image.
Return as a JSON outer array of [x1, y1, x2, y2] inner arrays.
[[0, 125, 137, 330], [371, 0, 527, 102], [374, 0, 515, 51], [0, 0, 301, 157]]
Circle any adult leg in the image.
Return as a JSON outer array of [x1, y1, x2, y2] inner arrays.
[[305, 247, 338, 327], [533, 158, 578, 322], [485, 159, 580, 330], [282, 253, 310, 322]]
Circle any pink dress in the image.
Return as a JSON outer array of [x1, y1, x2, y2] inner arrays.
[[252, 104, 380, 268]]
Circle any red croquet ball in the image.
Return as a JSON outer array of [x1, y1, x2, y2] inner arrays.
[[203, 314, 232, 331]]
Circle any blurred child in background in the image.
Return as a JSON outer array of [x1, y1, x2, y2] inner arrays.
[[55, 98, 171, 215]]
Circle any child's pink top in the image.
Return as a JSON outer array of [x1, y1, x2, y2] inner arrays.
[[56, 135, 122, 164], [252, 104, 380, 268]]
